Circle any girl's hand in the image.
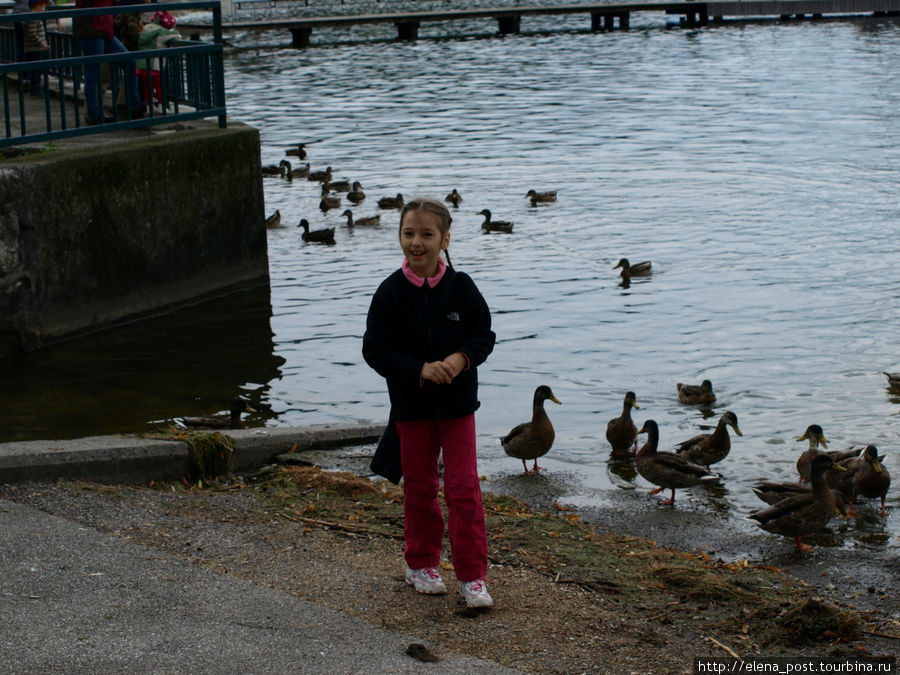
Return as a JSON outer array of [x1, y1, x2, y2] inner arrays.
[[422, 360, 456, 385], [442, 352, 467, 379]]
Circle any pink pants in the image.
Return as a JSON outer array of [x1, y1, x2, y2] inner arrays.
[[396, 414, 488, 582]]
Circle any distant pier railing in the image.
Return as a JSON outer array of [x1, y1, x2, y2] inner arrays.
[[0, 1, 226, 148], [179, 0, 900, 46]]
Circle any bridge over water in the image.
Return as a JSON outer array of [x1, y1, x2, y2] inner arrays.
[[179, 0, 900, 47]]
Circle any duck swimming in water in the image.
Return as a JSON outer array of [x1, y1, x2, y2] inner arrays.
[[606, 391, 639, 454], [501, 385, 562, 475], [676, 379, 716, 406], [377, 193, 405, 209], [445, 189, 462, 207], [674, 411, 742, 469], [478, 209, 514, 234], [525, 189, 557, 206], [341, 209, 380, 227], [299, 219, 335, 245]]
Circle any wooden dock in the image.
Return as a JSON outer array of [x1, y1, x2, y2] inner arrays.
[[179, 0, 900, 46]]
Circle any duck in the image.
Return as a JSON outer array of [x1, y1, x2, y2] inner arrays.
[[477, 209, 514, 234], [174, 397, 255, 430], [292, 162, 310, 179], [341, 209, 380, 227], [377, 193, 405, 209], [749, 454, 846, 553], [280, 159, 294, 181], [613, 258, 652, 284], [844, 445, 891, 517], [674, 410, 742, 469], [265, 209, 281, 229], [308, 166, 333, 183], [635, 419, 719, 505], [676, 379, 716, 406], [883, 371, 900, 392], [795, 424, 861, 483], [346, 182, 366, 204], [525, 189, 557, 206], [445, 189, 462, 208], [750, 476, 848, 517], [324, 178, 351, 193], [285, 142, 307, 159], [261, 160, 287, 177], [299, 219, 335, 244], [501, 385, 561, 474], [319, 187, 341, 212], [605, 391, 639, 454]]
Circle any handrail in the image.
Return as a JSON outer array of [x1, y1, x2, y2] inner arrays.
[[0, 1, 226, 149]]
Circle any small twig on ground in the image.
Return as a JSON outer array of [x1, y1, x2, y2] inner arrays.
[[705, 635, 742, 660]]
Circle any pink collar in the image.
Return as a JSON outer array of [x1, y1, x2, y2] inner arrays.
[[402, 258, 447, 288]]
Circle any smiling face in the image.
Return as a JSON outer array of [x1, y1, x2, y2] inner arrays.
[[399, 208, 450, 279]]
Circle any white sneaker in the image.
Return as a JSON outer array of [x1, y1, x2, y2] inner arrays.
[[405, 566, 447, 594], [459, 579, 493, 608]]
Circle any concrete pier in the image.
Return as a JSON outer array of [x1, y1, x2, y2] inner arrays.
[[0, 112, 268, 356]]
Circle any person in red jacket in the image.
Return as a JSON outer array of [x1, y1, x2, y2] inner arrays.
[[74, 0, 145, 125]]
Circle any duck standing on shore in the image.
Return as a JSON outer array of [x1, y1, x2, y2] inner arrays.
[[501, 385, 561, 475], [635, 420, 718, 506], [750, 454, 846, 553]]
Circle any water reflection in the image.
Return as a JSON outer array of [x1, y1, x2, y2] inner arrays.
[[1, 283, 284, 442]]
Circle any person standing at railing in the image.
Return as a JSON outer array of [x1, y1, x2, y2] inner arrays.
[[74, 0, 145, 125], [23, 0, 51, 97], [136, 10, 179, 106]]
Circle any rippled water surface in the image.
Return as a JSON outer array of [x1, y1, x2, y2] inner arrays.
[[6, 16, 900, 557]]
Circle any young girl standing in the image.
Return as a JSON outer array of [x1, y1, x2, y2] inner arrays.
[[363, 198, 496, 609]]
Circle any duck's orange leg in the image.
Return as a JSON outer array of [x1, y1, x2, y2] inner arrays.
[[794, 537, 814, 553], [659, 488, 677, 506], [648, 486, 665, 495]]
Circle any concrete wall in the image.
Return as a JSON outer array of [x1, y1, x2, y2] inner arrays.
[[0, 123, 269, 356]]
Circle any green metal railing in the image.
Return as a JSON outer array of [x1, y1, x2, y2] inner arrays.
[[0, 1, 226, 147]]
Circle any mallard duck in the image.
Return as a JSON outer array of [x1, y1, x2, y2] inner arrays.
[[292, 162, 310, 179], [606, 391, 639, 454], [341, 209, 380, 227], [308, 166, 332, 183], [613, 258, 652, 284], [324, 178, 351, 193], [501, 385, 561, 474], [751, 478, 848, 518], [285, 142, 307, 159], [795, 425, 861, 483], [445, 189, 462, 207], [676, 380, 716, 405], [280, 159, 294, 181], [319, 187, 341, 212], [175, 397, 255, 430], [750, 454, 846, 552], [635, 420, 719, 505], [299, 219, 335, 244], [478, 209, 514, 234], [883, 371, 900, 392], [347, 182, 366, 204], [846, 445, 890, 517], [265, 209, 281, 229], [377, 193, 405, 209], [525, 189, 557, 206], [675, 410, 742, 468], [261, 161, 285, 176]]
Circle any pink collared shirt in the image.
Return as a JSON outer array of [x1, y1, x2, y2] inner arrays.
[[402, 257, 446, 288]]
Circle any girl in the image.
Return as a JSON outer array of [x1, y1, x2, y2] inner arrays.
[[363, 197, 496, 609]]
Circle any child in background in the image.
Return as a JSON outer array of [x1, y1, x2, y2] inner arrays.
[[136, 10, 180, 105], [23, 0, 50, 97], [363, 197, 497, 609]]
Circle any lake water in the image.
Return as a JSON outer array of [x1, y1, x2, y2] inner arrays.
[[4, 13, 899, 564]]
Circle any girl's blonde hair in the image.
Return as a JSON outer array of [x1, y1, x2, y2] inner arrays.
[[399, 197, 454, 269]]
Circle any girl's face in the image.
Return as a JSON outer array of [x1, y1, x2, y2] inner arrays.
[[399, 209, 450, 279]]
